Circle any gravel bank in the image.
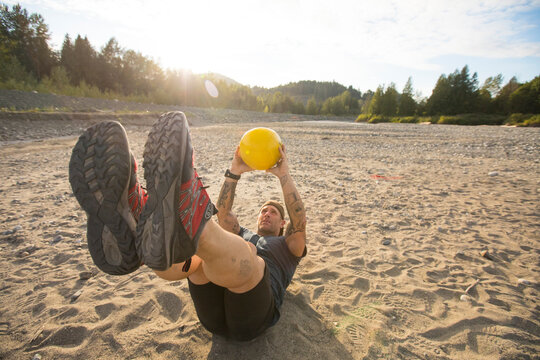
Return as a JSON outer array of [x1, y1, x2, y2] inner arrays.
[[0, 89, 357, 142]]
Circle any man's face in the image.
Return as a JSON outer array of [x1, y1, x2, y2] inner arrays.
[[257, 205, 285, 236]]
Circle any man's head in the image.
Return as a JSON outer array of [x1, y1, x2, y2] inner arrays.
[[257, 200, 286, 237]]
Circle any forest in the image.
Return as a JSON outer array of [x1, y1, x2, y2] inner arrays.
[[1, 3, 538, 126]]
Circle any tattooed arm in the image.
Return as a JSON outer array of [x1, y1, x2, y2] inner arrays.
[[267, 145, 307, 257], [216, 146, 253, 234]]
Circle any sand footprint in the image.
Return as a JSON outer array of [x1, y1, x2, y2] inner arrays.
[[155, 290, 183, 323], [352, 277, 370, 293], [28, 325, 88, 349], [116, 300, 156, 332], [383, 265, 402, 277], [408, 336, 441, 358], [95, 303, 116, 320], [0, 322, 9, 335], [53, 307, 79, 321], [345, 323, 364, 345], [310, 285, 324, 302]]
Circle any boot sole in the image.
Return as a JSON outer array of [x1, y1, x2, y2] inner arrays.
[[137, 112, 195, 270], [69, 121, 140, 275]]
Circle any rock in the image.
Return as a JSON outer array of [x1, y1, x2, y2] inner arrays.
[[382, 239, 391, 246], [20, 245, 37, 254], [71, 289, 83, 302], [2, 225, 22, 235], [460, 294, 472, 302], [32, 354, 42, 360], [517, 278, 533, 286], [79, 271, 93, 280], [51, 235, 62, 244], [488, 171, 499, 177], [480, 250, 493, 260]]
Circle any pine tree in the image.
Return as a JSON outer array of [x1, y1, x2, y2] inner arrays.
[[427, 66, 480, 115], [381, 83, 398, 116], [0, 4, 56, 80], [509, 76, 540, 114], [494, 76, 520, 114], [398, 77, 416, 116], [70, 35, 98, 86], [97, 37, 123, 92]]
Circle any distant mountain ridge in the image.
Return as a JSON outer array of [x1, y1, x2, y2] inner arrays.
[[252, 80, 362, 104], [200, 72, 240, 86], [199, 75, 364, 105]]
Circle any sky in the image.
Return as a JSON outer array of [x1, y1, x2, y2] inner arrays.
[[5, 0, 540, 98]]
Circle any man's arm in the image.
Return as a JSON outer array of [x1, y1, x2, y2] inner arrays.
[[268, 145, 307, 257], [216, 147, 254, 234], [216, 177, 241, 234]]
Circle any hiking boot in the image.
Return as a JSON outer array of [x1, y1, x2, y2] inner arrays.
[[69, 121, 143, 275], [137, 112, 216, 271]]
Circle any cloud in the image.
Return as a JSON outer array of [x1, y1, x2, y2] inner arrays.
[[11, 0, 539, 58], [330, 0, 540, 69]]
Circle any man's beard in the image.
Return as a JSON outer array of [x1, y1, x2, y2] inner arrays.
[[257, 224, 278, 237]]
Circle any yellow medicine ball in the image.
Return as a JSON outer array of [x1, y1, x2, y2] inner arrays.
[[239, 127, 282, 170]]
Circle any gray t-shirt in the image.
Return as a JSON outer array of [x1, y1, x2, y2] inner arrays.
[[238, 227, 306, 324]]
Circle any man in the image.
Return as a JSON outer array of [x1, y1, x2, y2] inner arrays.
[[69, 111, 307, 341]]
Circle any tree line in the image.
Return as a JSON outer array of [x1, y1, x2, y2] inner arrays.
[[0, 4, 262, 110], [1, 3, 538, 120], [365, 67, 539, 118]]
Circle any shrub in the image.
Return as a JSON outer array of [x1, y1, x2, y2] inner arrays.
[[437, 113, 505, 125], [355, 113, 370, 122], [521, 114, 540, 127], [368, 115, 390, 123], [506, 113, 528, 124], [505, 113, 540, 127]]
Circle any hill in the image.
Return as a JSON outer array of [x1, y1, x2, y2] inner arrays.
[[252, 80, 362, 104], [200, 72, 241, 86]]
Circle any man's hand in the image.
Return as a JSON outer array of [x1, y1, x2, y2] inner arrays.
[[230, 146, 254, 175], [267, 144, 306, 257], [266, 144, 289, 178]]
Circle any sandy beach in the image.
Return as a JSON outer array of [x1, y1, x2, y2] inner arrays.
[[0, 112, 538, 359]]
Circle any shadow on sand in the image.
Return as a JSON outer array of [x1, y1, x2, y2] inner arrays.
[[206, 291, 353, 360]]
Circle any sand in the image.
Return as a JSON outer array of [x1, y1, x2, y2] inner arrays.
[[0, 113, 538, 359]]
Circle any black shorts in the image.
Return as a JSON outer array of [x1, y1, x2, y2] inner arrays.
[[187, 265, 275, 341]]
